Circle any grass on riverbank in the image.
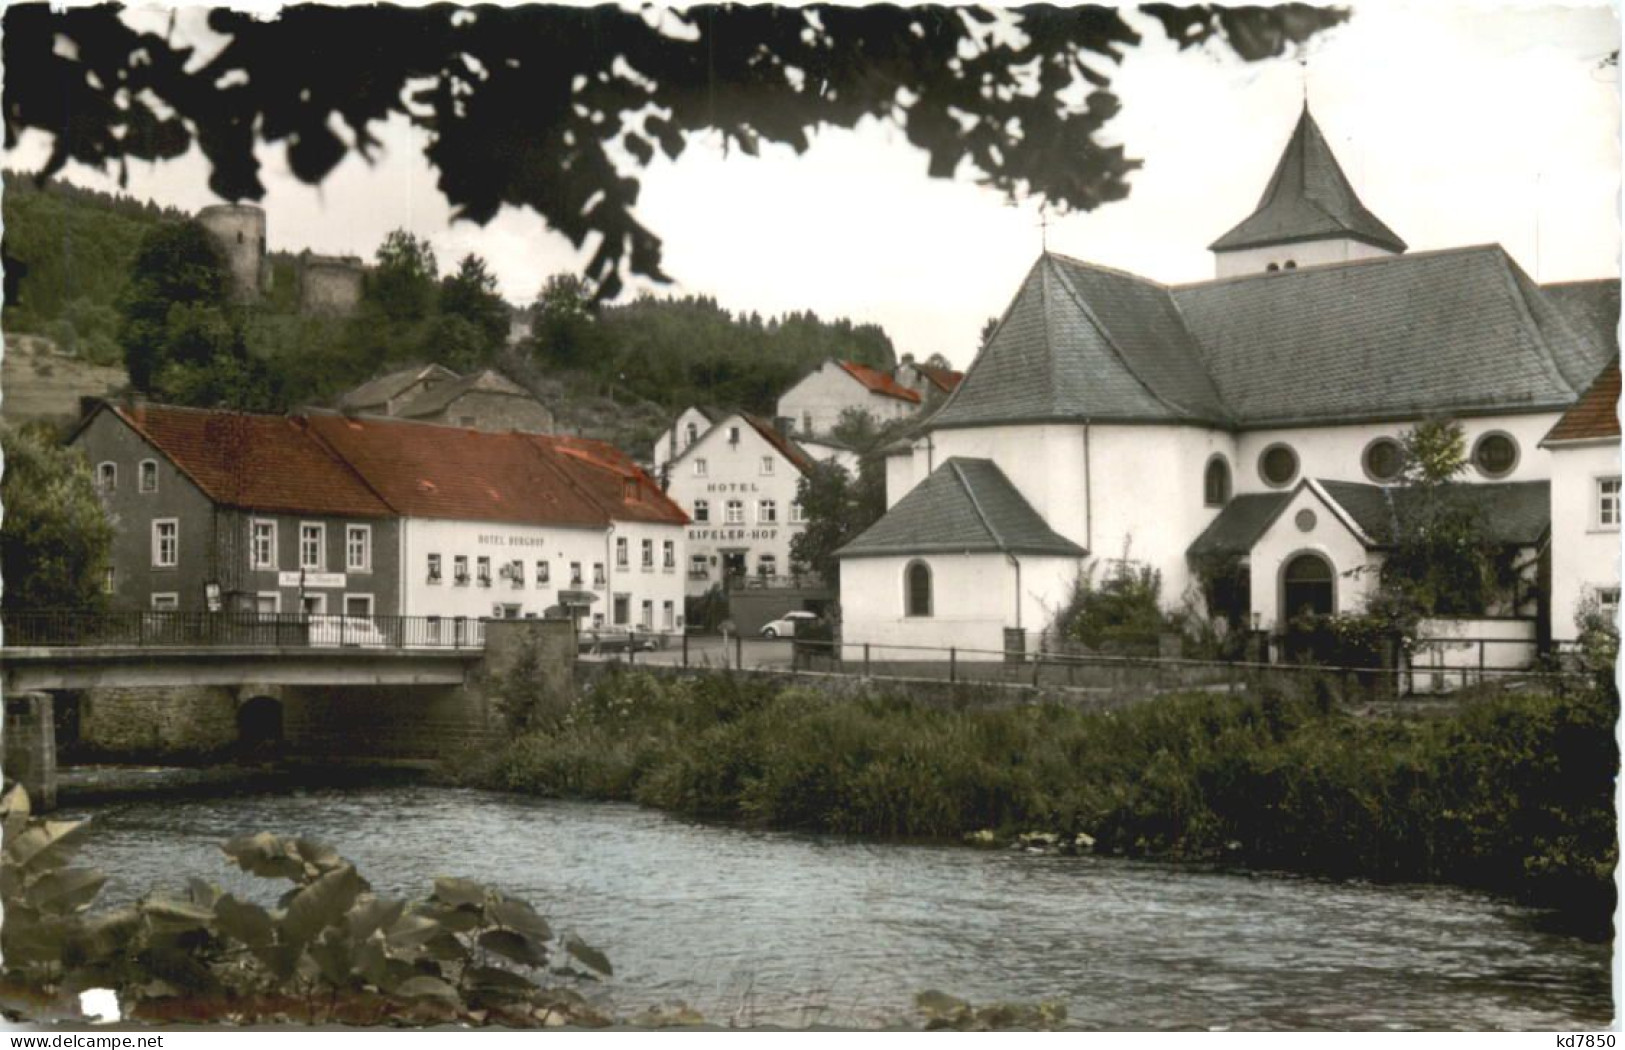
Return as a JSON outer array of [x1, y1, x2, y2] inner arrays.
[[464, 672, 1618, 932]]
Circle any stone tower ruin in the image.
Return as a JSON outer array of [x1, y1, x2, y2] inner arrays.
[[297, 251, 365, 316], [196, 203, 270, 303]]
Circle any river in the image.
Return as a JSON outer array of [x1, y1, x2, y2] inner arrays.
[[66, 784, 1612, 1030]]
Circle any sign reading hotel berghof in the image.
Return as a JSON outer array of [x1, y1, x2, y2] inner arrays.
[[278, 571, 346, 589], [475, 534, 550, 548]]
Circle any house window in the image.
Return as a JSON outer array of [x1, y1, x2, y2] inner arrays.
[[1472, 431, 1519, 478], [790, 500, 805, 524], [254, 592, 279, 614], [139, 460, 158, 493], [690, 554, 709, 578], [758, 554, 778, 578], [346, 525, 372, 572], [1598, 587, 1621, 621], [454, 555, 471, 585], [508, 559, 525, 587], [685, 422, 698, 446], [536, 560, 551, 586], [905, 560, 932, 617], [725, 500, 744, 525], [761, 456, 775, 475], [251, 520, 277, 569], [662, 600, 675, 629], [299, 523, 325, 570], [759, 499, 778, 524], [623, 479, 639, 501], [616, 537, 629, 568], [1598, 477, 1621, 529], [694, 458, 708, 477], [428, 553, 443, 584], [663, 540, 675, 569], [344, 594, 374, 617], [97, 462, 117, 492], [640, 600, 653, 629], [570, 562, 584, 586], [1203, 456, 1231, 507], [613, 594, 630, 625], [151, 593, 179, 611], [1258, 444, 1299, 488], [103, 566, 116, 595], [593, 562, 606, 585], [152, 519, 178, 568], [1362, 437, 1405, 483], [801, 412, 812, 435], [728, 426, 741, 444], [694, 499, 710, 523], [476, 556, 492, 586], [641, 538, 654, 569]]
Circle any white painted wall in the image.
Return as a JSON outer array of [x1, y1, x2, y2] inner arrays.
[[798, 437, 861, 476], [839, 552, 1082, 660], [1233, 413, 1561, 491], [666, 414, 809, 596], [606, 520, 690, 631], [1246, 484, 1377, 630], [777, 360, 917, 437], [1546, 440, 1622, 639], [652, 407, 714, 474], [1410, 617, 1539, 693], [1213, 238, 1395, 279], [401, 517, 685, 630]]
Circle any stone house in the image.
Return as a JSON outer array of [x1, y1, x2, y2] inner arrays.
[[337, 366, 554, 434]]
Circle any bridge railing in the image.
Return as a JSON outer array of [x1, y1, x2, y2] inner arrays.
[[1, 611, 493, 650]]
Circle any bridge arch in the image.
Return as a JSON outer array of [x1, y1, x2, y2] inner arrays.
[[235, 689, 285, 755]]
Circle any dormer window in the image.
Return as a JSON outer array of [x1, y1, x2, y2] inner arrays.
[[623, 479, 638, 501]]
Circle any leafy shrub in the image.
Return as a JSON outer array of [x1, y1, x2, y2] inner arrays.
[[1052, 556, 1168, 654]]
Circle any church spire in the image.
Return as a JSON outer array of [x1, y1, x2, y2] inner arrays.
[[1209, 106, 1407, 259]]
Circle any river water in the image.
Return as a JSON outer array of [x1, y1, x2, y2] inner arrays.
[[67, 784, 1612, 1030]]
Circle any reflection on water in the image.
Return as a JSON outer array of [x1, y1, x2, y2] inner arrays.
[[70, 785, 1613, 1030]]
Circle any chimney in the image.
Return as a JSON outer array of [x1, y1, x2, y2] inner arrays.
[[773, 416, 794, 436]]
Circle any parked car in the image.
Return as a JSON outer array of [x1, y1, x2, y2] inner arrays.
[[760, 610, 818, 638], [307, 615, 389, 648], [578, 628, 662, 654]]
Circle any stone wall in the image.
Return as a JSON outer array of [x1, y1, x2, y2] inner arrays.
[[77, 686, 239, 758], [6, 693, 57, 809]]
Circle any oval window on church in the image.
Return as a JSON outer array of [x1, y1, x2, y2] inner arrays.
[[1259, 444, 1299, 488], [1472, 432, 1519, 478], [1362, 437, 1405, 483]]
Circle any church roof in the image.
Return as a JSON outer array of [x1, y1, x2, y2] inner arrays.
[[837, 458, 1086, 559], [1540, 279, 1620, 357], [1209, 106, 1407, 254], [1188, 479, 1550, 556], [931, 245, 1609, 432]]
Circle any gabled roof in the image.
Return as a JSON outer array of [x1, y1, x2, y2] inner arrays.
[[741, 413, 817, 473], [1542, 359, 1620, 445], [837, 360, 921, 404], [100, 403, 393, 518], [395, 368, 536, 418], [915, 364, 964, 394], [837, 458, 1086, 559], [1541, 280, 1621, 357], [1209, 106, 1407, 254], [1189, 478, 1550, 557], [339, 364, 459, 411], [542, 436, 689, 526]]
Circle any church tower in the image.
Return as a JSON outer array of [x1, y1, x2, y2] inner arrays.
[[1210, 105, 1406, 278]]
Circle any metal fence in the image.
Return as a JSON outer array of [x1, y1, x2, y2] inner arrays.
[[2, 611, 489, 650]]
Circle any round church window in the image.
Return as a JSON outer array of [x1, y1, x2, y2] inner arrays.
[[1472, 432, 1519, 478], [1295, 509, 1317, 533], [1362, 437, 1405, 483], [1259, 444, 1299, 488]]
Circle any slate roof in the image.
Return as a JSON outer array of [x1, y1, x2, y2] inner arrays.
[[1186, 492, 1293, 557], [395, 368, 535, 418], [1189, 479, 1550, 556], [1541, 280, 1621, 357], [339, 364, 459, 411], [107, 404, 393, 518], [837, 458, 1086, 559], [1542, 359, 1620, 445], [838, 360, 921, 404], [1209, 106, 1407, 254]]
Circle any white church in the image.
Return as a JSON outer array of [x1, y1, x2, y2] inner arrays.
[[837, 106, 1620, 662]]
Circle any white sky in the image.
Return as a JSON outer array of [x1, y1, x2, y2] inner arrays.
[[5, 1, 1620, 370]]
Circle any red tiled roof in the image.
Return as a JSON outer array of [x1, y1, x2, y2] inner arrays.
[[1543, 360, 1620, 444], [838, 360, 921, 404], [303, 414, 606, 527], [916, 364, 964, 394], [113, 404, 392, 518], [542, 435, 689, 526]]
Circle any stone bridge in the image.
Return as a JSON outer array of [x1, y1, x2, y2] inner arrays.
[[1, 620, 575, 810]]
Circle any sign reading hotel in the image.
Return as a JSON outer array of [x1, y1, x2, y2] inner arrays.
[[278, 571, 347, 589], [475, 534, 550, 548]]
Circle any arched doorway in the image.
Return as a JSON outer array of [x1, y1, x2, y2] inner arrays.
[[237, 696, 284, 755], [1281, 552, 1335, 621]]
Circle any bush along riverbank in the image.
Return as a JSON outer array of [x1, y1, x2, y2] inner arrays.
[[465, 671, 1618, 936]]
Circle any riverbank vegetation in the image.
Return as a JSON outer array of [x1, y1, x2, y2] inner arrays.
[[469, 672, 1617, 934]]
